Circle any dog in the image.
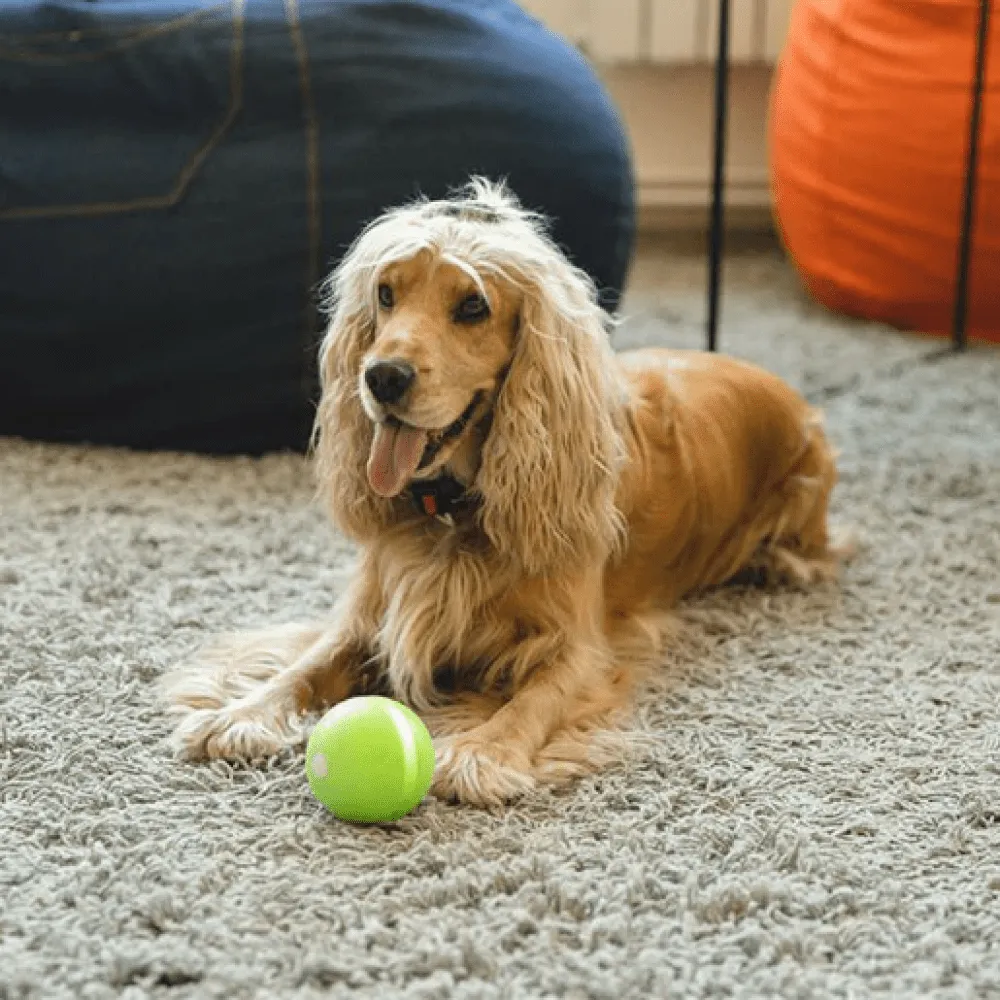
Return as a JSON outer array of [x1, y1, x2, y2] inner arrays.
[[162, 179, 851, 806]]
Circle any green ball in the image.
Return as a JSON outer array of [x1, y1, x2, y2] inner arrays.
[[305, 696, 435, 823]]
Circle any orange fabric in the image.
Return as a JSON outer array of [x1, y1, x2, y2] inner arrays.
[[770, 0, 1000, 343]]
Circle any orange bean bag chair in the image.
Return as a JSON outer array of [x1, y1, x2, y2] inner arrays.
[[770, 0, 1000, 344]]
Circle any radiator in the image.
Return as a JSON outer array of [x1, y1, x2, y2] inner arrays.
[[519, 0, 794, 64]]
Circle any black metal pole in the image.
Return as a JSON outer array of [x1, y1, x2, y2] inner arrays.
[[706, 0, 732, 353], [953, 0, 993, 351]]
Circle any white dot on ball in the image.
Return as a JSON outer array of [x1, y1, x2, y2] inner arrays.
[[311, 752, 328, 778]]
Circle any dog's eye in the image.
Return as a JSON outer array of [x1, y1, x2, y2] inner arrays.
[[454, 293, 490, 324], [377, 283, 394, 309]]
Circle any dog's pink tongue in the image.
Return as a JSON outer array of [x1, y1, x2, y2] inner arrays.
[[367, 422, 429, 498]]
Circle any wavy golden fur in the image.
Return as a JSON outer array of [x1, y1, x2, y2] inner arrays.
[[163, 179, 852, 806]]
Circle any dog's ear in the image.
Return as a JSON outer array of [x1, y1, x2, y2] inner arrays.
[[475, 264, 626, 575], [312, 256, 395, 541]]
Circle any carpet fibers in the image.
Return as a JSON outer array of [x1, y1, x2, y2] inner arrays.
[[2, 245, 999, 999]]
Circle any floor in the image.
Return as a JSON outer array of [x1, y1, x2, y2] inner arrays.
[[1, 240, 998, 1000]]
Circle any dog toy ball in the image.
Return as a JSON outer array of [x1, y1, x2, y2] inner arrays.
[[305, 696, 435, 823]]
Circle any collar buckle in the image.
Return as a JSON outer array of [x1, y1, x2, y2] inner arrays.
[[408, 475, 472, 520]]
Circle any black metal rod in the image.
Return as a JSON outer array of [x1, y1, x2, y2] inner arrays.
[[953, 0, 993, 351], [707, 0, 732, 353]]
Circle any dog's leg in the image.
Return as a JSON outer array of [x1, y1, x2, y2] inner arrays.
[[162, 577, 382, 762], [161, 622, 328, 714], [529, 658, 636, 787], [420, 692, 504, 739], [432, 631, 627, 807], [699, 412, 854, 589], [750, 522, 856, 586], [747, 421, 856, 586]]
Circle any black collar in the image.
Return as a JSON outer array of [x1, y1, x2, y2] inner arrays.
[[407, 474, 477, 520]]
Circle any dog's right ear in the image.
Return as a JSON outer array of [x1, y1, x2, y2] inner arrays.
[[311, 255, 396, 541]]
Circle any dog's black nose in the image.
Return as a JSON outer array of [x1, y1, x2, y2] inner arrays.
[[365, 359, 416, 405]]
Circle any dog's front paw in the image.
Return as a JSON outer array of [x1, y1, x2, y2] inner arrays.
[[168, 696, 305, 762], [432, 734, 536, 807]]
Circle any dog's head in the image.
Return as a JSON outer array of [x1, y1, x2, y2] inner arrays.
[[313, 179, 626, 574]]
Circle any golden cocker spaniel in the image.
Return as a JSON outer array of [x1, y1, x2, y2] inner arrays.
[[163, 180, 851, 806]]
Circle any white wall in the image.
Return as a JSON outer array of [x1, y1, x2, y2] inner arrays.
[[518, 1, 793, 229], [601, 64, 777, 230], [518, 0, 793, 63]]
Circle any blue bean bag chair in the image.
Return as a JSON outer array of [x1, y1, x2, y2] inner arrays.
[[0, 0, 634, 453]]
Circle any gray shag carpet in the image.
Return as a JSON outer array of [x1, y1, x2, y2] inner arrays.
[[2, 241, 999, 1000]]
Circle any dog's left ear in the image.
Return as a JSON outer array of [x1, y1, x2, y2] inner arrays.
[[475, 264, 626, 575]]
